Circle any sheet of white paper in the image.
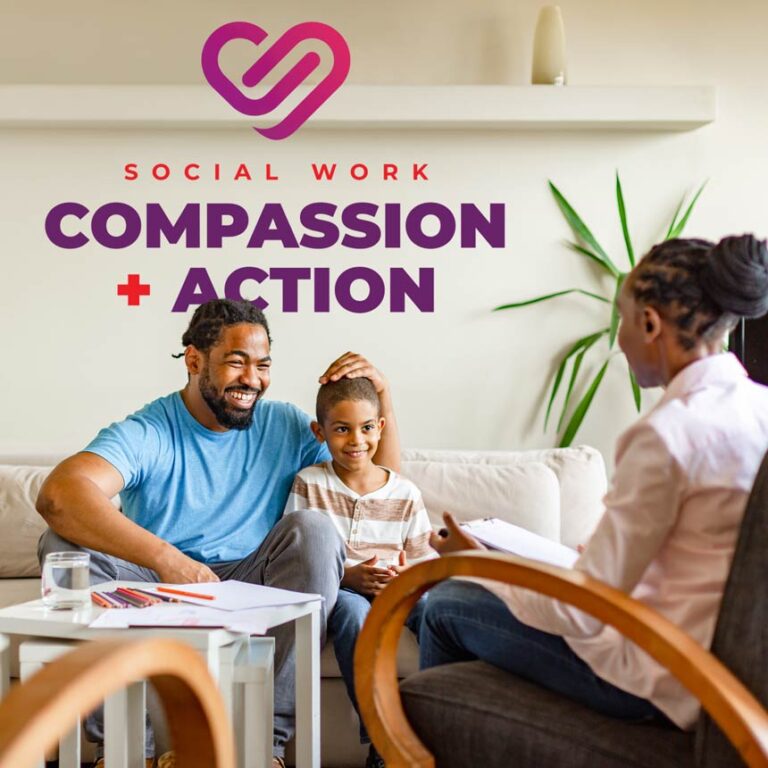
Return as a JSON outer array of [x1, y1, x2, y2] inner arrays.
[[141, 580, 322, 611], [88, 603, 270, 635], [462, 518, 579, 568]]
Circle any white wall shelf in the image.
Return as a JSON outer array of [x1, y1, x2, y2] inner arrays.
[[0, 84, 715, 131]]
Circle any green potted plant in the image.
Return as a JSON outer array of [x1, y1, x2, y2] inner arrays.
[[495, 173, 706, 447]]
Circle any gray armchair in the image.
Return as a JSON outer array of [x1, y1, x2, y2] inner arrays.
[[354, 452, 768, 767]]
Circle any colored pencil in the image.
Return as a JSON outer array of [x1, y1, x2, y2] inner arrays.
[[94, 591, 126, 609], [113, 590, 147, 608], [91, 592, 112, 608], [106, 591, 134, 608], [116, 587, 154, 606], [120, 587, 159, 604], [130, 587, 179, 603], [156, 587, 216, 600]]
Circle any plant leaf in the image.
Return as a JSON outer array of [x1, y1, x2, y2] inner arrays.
[[629, 369, 641, 412], [544, 329, 609, 429], [564, 241, 613, 271], [556, 332, 606, 431], [549, 181, 621, 278], [615, 172, 635, 267], [494, 289, 610, 311], [667, 180, 708, 239], [545, 359, 568, 430], [608, 273, 627, 349], [557, 348, 587, 432], [559, 359, 610, 447], [665, 196, 686, 240]]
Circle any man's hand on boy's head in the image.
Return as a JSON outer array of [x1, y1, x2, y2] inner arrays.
[[319, 352, 388, 394], [342, 556, 394, 596]]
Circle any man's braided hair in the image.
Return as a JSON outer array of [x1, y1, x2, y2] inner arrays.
[[629, 234, 768, 350], [173, 300, 271, 357]]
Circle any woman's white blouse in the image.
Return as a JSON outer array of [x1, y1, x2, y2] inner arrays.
[[494, 353, 768, 729]]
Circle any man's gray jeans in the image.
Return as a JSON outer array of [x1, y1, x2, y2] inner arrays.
[[38, 510, 346, 759]]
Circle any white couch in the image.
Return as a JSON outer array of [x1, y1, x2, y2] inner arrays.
[[0, 446, 607, 767]]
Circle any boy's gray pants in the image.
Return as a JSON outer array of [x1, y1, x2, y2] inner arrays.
[[38, 510, 345, 759]]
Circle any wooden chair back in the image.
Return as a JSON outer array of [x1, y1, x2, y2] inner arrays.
[[696, 449, 768, 765], [354, 553, 768, 768], [0, 637, 235, 768]]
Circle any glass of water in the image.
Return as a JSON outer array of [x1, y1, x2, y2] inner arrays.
[[41, 552, 91, 609]]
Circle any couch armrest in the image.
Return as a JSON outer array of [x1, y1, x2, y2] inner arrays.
[[354, 553, 768, 768]]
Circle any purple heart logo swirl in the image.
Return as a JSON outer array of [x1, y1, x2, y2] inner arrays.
[[201, 21, 351, 140]]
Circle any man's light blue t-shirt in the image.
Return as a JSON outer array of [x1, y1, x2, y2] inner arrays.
[[84, 393, 330, 563]]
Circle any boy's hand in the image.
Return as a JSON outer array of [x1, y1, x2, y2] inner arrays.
[[389, 550, 409, 575], [319, 352, 389, 395], [342, 556, 394, 596], [429, 512, 486, 555]]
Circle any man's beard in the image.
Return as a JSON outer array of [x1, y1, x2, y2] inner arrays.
[[198, 366, 259, 430]]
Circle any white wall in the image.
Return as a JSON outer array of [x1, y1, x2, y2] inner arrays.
[[2, 0, 767, 463]]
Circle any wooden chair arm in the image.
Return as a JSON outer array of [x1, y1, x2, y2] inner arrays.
[[355, 552, 768, 768], [0, 637, 235, 768]]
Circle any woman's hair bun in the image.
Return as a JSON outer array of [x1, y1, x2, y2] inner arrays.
[[699, 234, 768, 319]]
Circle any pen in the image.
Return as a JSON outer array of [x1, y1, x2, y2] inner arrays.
[[438, 521, 472, 538], [156, 587, 216, 600]]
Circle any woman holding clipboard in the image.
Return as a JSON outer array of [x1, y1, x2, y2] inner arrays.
[[424, 234, 768, 730]]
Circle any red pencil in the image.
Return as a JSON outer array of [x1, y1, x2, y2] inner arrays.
[[156, 586, 216, 600]]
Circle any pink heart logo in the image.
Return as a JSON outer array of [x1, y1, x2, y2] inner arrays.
[[201, 21, 351, 140]]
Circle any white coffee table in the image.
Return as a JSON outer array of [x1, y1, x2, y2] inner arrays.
[[0, 582, 322, 768]]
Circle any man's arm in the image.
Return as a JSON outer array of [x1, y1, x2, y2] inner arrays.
[[319, 351, 401, 472], [36, 452, 218, 583]]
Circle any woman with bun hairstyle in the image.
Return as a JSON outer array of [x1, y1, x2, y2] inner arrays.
[[423, 234, 768, 729]]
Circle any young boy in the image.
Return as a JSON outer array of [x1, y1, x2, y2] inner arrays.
[[284, 377, 433, 768]]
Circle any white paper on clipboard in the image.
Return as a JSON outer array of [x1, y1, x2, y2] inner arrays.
[[461, 518, 579, 568]]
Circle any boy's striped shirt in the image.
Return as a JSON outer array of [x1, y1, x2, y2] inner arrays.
[[284, 461, 434, 565]]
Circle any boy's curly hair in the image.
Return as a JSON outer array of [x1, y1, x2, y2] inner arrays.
[[316, 377, 380, 424]]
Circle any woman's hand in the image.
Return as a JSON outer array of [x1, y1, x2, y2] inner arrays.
[[429, 512, 486, 555]]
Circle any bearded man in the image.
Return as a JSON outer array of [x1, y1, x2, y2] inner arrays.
[[36, 298, 400, 768]]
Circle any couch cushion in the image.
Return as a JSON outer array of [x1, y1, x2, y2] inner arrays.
[[401, 661, 694, 768], [402, 459, 560, 541], [0, 465, 51, 577], [402, 447, 607, 548], [0, 578, 41, 608]]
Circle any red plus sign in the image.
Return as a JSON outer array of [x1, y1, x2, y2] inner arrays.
[[117, 274, 151, 306]]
